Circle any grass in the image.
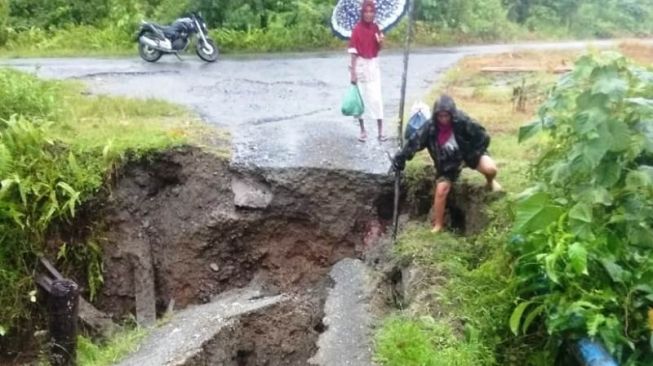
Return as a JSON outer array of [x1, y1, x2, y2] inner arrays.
[[77, 327, 147, 366], [0, 26, 134, 58], [618, 41, 653, 66], [59, 84, 228, 156], [375, 316, 494, 366], [374, 49, 585, 366]]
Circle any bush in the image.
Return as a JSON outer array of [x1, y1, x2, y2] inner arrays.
[[0, 115, 95, 337], [8, 0, 111, 30], [3, 25, 133, 56], [511, 53, 653, 364], [0, 0, 8, 46], [0, 68, 62, 121]]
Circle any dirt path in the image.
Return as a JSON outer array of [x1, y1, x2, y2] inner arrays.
[[2, 39, 645, 174]]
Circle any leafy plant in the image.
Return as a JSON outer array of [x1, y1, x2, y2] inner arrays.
[[510, 52, 653, 364], [0, 114, 89, 335], [0, 69, 198, 340], [0, 68, 62, 121], [77, 327, 147, 365]]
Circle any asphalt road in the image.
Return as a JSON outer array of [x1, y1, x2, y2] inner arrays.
[[4, 39, 647, 174]]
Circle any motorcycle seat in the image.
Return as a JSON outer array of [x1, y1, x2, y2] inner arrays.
[[150, 23, 176, 34]]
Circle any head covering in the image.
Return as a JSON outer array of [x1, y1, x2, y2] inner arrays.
[[362, 0, 376, 20], [433, 94, 458, 118], [348, 0, 381, 59], [433, 95, 458, 146]]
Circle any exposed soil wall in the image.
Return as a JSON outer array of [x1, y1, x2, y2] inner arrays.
[[97, 146, 394, 320]]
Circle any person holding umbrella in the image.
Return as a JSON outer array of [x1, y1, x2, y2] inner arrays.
[[348, 1, 386, 142]]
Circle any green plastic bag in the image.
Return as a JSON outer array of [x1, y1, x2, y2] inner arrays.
[[341, 85, 364, 117]]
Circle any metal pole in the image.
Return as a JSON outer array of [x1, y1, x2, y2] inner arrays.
[[392, 0, 415, 240]]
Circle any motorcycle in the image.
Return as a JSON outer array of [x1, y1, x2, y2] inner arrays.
[[135, 12, 219, 63]]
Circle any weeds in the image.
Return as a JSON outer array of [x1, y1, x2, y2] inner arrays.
[[0, 69, 212, 339], [375, 315, 495, 366], [77, 327, 147, 366]]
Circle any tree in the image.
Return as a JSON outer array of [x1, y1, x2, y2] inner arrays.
[[8, 0, 110, 29], [0, 0, 8, 46]]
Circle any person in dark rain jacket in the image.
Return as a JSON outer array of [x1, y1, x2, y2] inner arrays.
[[393, 94, 502, 233]]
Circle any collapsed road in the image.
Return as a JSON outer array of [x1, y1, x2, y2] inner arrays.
[[1, 39, 646, 365]]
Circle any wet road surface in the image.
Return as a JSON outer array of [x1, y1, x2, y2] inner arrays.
[[3, 39, 646, 174]]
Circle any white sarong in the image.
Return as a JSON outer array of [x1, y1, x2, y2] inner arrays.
[[355, 57, 384, 121]]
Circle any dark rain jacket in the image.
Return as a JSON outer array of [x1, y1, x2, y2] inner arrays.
[[396, 95, 490, 171]]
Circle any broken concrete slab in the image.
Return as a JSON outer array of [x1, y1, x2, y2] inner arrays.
[[78, 297, 120, 338], [116, 287, 285, 366], [129, 243, 156, 328], [231, 176, 273, 209], [309, 258, 377, 366]]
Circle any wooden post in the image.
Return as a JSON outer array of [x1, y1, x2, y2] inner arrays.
[[48, 279, 80, 366]]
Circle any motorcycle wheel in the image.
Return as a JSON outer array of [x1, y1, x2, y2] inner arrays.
[[139, 42, 163, 63], [196, 39, 219, 63]]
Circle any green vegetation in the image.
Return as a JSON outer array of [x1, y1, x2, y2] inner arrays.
[[375, 48, 653, 365], [511, 53, 653, 364], [376, 316, 493, 366], [77, 328, 147, 365], [376, 45, 653, 365], [0, 68, 212, 338], [1, 0, 653, 56], [376, 55, 547, 361]]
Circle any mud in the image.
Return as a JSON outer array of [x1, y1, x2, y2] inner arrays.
[[209, 290, 328, 366], [96, 146, 393, 321], [406, 164, 491, 236]]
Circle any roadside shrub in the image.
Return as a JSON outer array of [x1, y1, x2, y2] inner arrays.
[[0, 68, 62, 121]]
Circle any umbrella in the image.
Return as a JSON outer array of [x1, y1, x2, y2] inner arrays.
[[330, 0, 409, 39]]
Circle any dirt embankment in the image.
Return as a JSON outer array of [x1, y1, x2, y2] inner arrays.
[[97, 146, 394, 319]]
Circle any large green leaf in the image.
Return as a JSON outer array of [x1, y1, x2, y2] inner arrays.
[[519, 120, 542, 142], [591, 67, 628, 100], [573, 108, 608, 136], [581, 137, 609, 170], [569, 202, 592, 223], [514, 191, 564, 233], [607, 120, 631, 152], [626, 166, 653, 191], [575, 187, 613, 206], [510, 301, 533, 335], [568, 242, 588, 275], [600, 259, 628, 284], [576, 91, 610, 112], [596, 157, 621, 188], [522, 304, 545, 334]]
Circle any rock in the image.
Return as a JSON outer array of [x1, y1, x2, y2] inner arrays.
[[116, 287, 286, 366], [400, 264, 426, 305], [210, 263, 220, 272], [309, 259, 376, 366], [231, 176, 273, 209]]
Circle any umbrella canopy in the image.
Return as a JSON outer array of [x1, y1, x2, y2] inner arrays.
[[331, 0, 409, 39]]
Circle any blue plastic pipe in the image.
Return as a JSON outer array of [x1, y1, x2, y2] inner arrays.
[[573, 338, 619, 366]]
